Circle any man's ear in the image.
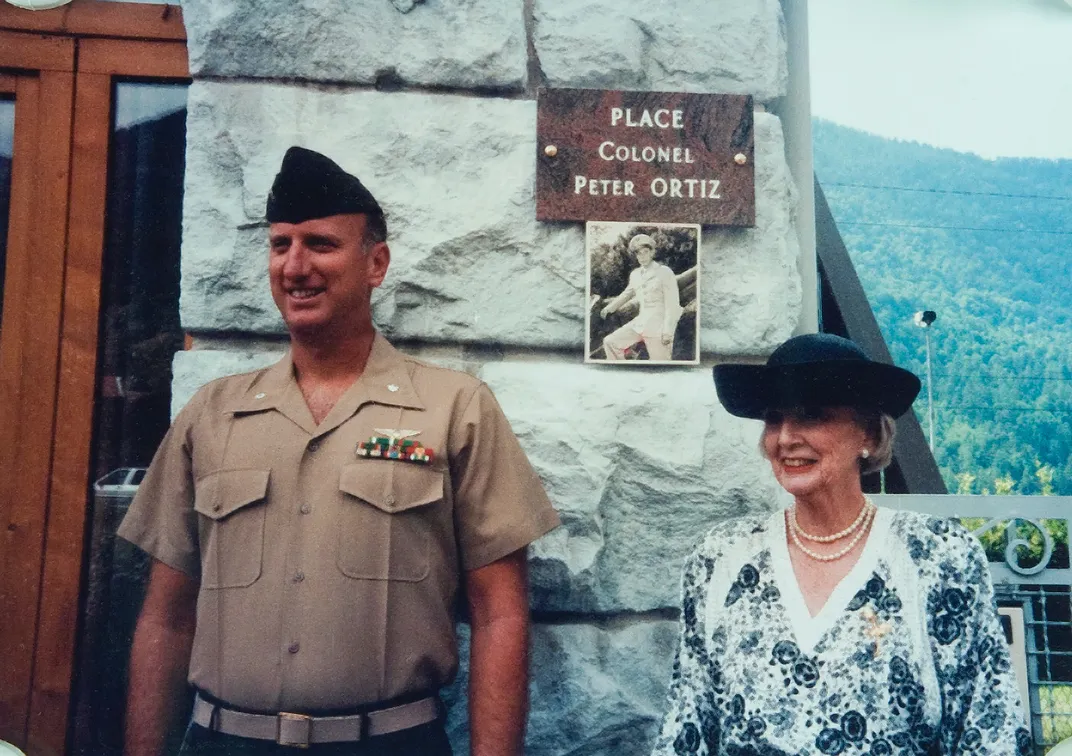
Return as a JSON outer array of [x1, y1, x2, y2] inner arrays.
[[366, 241, 391, 288]]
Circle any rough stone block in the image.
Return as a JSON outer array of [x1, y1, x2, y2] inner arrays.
[[182, 81, 800, 356], [180, 81, 587, 349], [444, 619, 680, 756], [179, 0, 527, 90], [481, 361, 782, 613], [533, 0, 788, 102]]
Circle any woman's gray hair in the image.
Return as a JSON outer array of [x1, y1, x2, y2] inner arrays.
[[856, 411, 897, 474], [756, 409, 897, 475]]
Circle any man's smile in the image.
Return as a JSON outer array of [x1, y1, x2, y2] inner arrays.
[[286, 287, 324, 300]]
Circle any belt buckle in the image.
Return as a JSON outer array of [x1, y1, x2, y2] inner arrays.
[[277, 711, 312, 749]]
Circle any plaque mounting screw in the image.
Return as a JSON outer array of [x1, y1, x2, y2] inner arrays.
[[734, 153, 747, 165], [544, 144, 558, 158]]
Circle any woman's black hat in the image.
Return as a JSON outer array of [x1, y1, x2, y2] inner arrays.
[[712, 333, 921, 419]]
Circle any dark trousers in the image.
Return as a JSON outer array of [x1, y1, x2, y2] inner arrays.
[[177, 719, 453, 755]]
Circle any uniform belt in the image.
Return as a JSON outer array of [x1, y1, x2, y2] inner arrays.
[[191, 692, 441, 748]]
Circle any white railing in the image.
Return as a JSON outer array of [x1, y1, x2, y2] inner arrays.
[[876, 494, 1071, 585]]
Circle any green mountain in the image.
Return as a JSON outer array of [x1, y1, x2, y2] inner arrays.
[[812, 119, 1072, 495]]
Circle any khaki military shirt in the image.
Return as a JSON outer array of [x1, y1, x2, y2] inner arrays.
[[118, 334, 559, 712]]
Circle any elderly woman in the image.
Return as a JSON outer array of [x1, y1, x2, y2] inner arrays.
[[653, 333, 1031, 756]]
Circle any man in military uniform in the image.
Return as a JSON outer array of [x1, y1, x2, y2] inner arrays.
[[119, 147, 560, 755], [599, 233, 683, 361]]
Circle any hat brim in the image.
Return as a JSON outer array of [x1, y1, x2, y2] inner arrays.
[[713, 360, 921, 419]]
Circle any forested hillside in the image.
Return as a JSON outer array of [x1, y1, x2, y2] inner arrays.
[[813, 119, 1072, 495]]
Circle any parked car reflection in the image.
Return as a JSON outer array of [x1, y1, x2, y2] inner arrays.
[[93, 467, 146, 497]]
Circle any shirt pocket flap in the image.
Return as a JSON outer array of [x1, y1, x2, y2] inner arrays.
[[339, 462, 444, 514], [194, 469, 270, 521]]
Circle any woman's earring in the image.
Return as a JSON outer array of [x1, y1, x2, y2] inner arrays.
[[861, 448, 870, 460]]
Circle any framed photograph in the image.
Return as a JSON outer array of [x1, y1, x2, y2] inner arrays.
[[586, 220, 701, 365]]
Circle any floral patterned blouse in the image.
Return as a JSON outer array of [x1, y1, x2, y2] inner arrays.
[[652, 507, 1032, 755]]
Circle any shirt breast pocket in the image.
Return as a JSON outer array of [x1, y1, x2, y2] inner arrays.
[[193, 469, 270, 589], [336, 461, 444, 582]]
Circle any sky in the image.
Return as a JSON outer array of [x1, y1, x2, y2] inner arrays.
[[808, 0, 1072, 160]]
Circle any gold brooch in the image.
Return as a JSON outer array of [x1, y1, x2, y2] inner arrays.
[[860, 606, 892, 658]]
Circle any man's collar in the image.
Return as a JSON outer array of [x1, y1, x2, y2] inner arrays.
[[227, 333, 425, 434], [347, 333, 425, 411], [228, 353, 300, 416]]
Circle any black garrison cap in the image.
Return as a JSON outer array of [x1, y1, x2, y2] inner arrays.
[[265, 146, 386, 237]]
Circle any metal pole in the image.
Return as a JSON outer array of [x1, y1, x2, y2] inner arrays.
[[925, 329, 934, 451]]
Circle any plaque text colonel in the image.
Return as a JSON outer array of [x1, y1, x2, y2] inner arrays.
[[536, 89, 755, 226]]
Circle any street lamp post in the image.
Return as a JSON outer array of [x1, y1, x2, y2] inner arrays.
[[913, 310, 937, 451]]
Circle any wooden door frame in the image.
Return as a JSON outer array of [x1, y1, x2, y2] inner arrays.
[[0, 32, 76, 751], [0, 1, 185, 40], [0, 4, 188, 753]]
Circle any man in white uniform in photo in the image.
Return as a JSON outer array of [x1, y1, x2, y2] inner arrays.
[[599, 233, 682, 361]]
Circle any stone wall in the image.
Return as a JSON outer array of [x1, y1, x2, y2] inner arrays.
[[175, 0, 805, 752]]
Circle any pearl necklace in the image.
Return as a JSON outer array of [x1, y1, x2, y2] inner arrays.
[[787, 501, 875, 563], [790, 497, 873, 543]]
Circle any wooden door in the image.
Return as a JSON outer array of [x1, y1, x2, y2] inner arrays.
[[0, 5, 188, 753]]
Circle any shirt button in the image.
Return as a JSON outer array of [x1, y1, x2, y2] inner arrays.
[[300, 504, 311, 515], [293, 571, 305, 583], [307, 439, 320, 452], [386, 494, 396, 506], [288, 642, 300, 654]]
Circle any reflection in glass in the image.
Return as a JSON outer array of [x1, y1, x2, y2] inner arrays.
[[113, 82, 188, 131], [72, 82, 188, 756], [1, 98, 14, 331]]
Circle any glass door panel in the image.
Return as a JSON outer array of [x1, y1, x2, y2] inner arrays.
[[71, 80, 188, 756], [93, 81, 187, 479]]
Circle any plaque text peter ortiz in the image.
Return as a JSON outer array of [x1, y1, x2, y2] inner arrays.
[[573, 107, 721, 201]]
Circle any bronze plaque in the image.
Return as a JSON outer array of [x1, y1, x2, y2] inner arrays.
[[536, 88, 754, 226]]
